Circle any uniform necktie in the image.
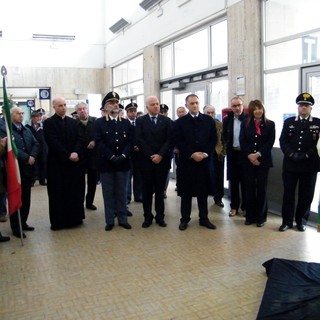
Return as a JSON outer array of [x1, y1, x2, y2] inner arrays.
[[254, 120, 261, 135], [151, 116, 156, 126], [132, 120, 135, 126]]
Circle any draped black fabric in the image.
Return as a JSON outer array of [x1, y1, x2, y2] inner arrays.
[[257, 258, 320, 320]]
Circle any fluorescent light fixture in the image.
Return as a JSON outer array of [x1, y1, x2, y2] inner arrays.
[[32, 34, 75, 41], [139, 0, 161, 11], [109, 18, 130, 34], [176, 0, 191, 7]]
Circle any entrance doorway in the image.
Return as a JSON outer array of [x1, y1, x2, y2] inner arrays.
[[301, 65, 320, 213]]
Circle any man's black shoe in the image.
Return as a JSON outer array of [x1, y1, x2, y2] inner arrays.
[[142, 221, 152, 228], [105, 224, 114, 231], [86, 204, 97, 210], [199, 220, 216, 229], [119, 223, 132, 229], [23, 224, 35, 231], [297, 224, 306, 232], [279, 224, 291, 232], [0, 233, 10, 242], [12, 230, 26, 238], [215, 200, 224, 208], [179, 222, 188, 231], [156, 220, 167, 227]]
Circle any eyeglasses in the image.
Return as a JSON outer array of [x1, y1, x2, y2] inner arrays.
[[232, 104, 242, 108]]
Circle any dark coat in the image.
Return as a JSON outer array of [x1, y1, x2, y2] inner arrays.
[[94, 116, 133, 172], [25, 123, 47, 154], [43, 114, 86, 229], [0, 123, 39, 180], [173, 113, 217, 197], [279, 116, 320, 173], [76, 116, 97, 170], [135, 114, 172, 171], [240, 119, 275, 168]]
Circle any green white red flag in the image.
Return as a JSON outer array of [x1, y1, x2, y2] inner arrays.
[[2, 67, 22, 215]]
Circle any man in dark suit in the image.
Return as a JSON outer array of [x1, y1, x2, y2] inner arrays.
[[44, 97, 86, 231], [135, 96, 172, 228], [94, 92, 134, 231], [279, 93, 320, 232], [173, 94, 217, 231], [75, 102, 98, 211], [26, 111, 47, 186], [223, 96, 248, 217], [0, 106, 39, 238]]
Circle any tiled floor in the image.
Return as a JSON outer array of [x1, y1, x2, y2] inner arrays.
[[1, 180, 320, 320]]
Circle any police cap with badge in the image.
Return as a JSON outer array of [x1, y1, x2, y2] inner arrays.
[[36, 108, 46, 115], [160, 104, 169, 113], [296, 93, 315, 106], [31, 111, 41, 117], [100, 91, 120, 110], [125, 101, 138, 111]]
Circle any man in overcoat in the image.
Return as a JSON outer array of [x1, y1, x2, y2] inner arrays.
[[173, 94, 217, 231]]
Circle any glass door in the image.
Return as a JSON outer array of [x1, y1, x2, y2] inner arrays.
[[173, 83, 209, 120], [301, 65, 320, 213]]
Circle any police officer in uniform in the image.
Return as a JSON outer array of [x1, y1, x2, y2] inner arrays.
[[279, 93, 320, 232], [94, 92, 134, 231], [159, 104, 169, 117], [125, 101, 143, 203]]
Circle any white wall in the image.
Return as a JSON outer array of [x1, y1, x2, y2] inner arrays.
[[105, 0, 241, 66], [0, 0, 106, 68]]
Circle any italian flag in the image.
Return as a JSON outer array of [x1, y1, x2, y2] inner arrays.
[[2, 75, 22, 215]]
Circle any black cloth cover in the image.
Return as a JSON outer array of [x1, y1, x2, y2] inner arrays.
[[257, 258, 320, 320]]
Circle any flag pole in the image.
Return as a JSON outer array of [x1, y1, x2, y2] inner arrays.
[[1, 66, 24, 246], [17, 209, 24, 246], [317, 199, 320, 232]]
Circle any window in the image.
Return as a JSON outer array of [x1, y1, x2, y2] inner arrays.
[[211, 20, 228, 66], [160, 19, 227, 80], [265, 0, 320, 42], [174, 29, 209, 76], [113, 55, 144, 100]]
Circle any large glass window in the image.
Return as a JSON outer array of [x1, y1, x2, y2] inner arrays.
[[160, 19, 227, 80], [265, 0, 320, 42], [161, 45, 172, 79], [263, 0, 320, 146], [211, 20, 228, 66], [174, 29, 209, 76], [113, 55, 143, 86], [264, 70, 299, 147], [210, 79, 228, 120], [113, 55, 144, 102], [266, 34, 320, 70]]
